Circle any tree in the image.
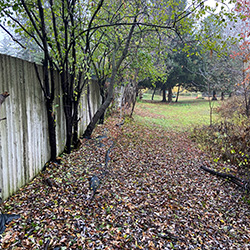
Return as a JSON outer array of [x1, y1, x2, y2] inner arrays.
[[0, 0, 59, 161], [82, 13, 138, 138], [138, 38, 206, 103], [0, 0, 222, 145], [82, 0, 207, 136], [230, 0, 250, 116], [0, 0, 106, 154], [131, 0, 213, 103]]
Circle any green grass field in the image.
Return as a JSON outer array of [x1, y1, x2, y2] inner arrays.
[[134, 93, 221, 131]]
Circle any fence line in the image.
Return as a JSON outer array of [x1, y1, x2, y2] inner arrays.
[[0, 54, 100, 201]]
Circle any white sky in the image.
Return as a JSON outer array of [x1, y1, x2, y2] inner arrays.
[[0, 0, 234, 43], [205, 0, 234, 11], [0, 29, 4, 40]]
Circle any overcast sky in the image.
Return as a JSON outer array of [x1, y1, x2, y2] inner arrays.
[[205, 0, 234, 11], [0, 0, 234, 43]]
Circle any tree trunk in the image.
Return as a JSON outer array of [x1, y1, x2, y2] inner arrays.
[[212, 90, 217, 101], [221, 92, 224, 101], [46, 99, 57, 161], [48, 64, 57, 161], [246, 97, 250, 117], [72, 74, 87, 149], [61, 71, 74, 154], [99, 96, 105, 124], [152, 87, 156, 101], [167, 86, 172, 103], [208, 97, 213, 127], [98, 80, 106, 124], [162, 84, 167, 102], [175, 85, 180, 102], [34, 61, 57, 162], [87, 83, 92, 121], [82, 92, 113, 138], [33, 1, 57, 161], [130, 86, 138, 118], [65, 118, 73, 153], [72, 99, 79, 148], [82, 16, 137, 138]]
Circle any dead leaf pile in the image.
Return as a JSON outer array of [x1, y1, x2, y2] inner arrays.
[[0, 116, 249, 249]]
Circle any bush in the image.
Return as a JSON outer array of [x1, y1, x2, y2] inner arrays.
[[215, 96, 247, 118], [191, 96, 250, 173]]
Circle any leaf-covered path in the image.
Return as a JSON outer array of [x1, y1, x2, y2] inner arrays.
[[1, 116, 249, 249]]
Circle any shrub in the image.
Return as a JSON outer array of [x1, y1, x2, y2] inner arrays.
[[215, 96, 247, 118], [191, 96, 250, 173]]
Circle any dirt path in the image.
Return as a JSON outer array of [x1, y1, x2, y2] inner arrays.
[[1, 116, 249, 249]]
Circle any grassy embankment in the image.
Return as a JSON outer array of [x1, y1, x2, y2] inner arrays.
[[134, 92, 221, 131]]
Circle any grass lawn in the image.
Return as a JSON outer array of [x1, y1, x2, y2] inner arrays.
[[134, 93, 221, 131]]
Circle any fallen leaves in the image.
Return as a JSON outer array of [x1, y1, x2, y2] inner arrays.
[[0, 116, 249, 249]]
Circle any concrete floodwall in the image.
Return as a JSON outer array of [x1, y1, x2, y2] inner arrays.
[[0, 54, 100, 201]]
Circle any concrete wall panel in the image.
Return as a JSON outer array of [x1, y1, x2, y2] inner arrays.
[[0, 54, 101, 201]]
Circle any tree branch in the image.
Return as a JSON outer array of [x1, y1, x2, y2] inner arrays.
[[49, 0, 63, 61], [200, 165, 249, 192], [0, 24, 26, 49], [20, 0, 44, 43]]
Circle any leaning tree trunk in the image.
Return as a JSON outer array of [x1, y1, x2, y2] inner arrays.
[[83, 17, 137, 138], [83, 90, 114, 138], [152, 87, 156, 101], [98, 79, 106, 124], [87, 83, 92, 121], [82, 66, 119, 138], [175, 85, 180, 102], [130, 85, 139, 117], [99, 98, 105, 124]]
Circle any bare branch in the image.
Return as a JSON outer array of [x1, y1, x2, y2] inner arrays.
[[86, 0, 105, 53], [49, 0, 63, 61], [33, 62, 48, 99], [0, 24, 26, 49], [20, 0, 43, 43]]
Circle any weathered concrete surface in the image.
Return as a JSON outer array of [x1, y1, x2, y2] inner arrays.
[[0, 54, 100, 201]]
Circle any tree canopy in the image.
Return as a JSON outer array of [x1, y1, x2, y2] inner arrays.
[[0, 0, 244, 154]]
